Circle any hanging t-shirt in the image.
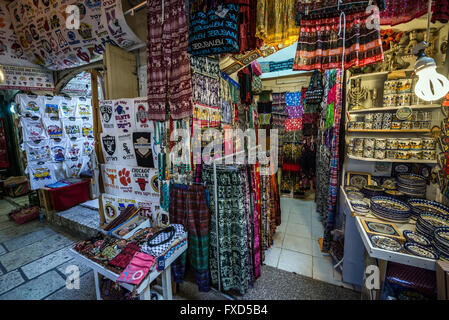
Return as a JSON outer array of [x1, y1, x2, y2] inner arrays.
[[76, 97, 92, 118], [117, 133, 137, 166], [26, 162, 57, 190], [43, 96, 62, 119], [100, 100, 115, 133], [24, 139, 51, 162], [116, 165, 134, 196], [102, 164, 119, 196], [50, 138, 68, 162], [132, 132, 154, 168], [66, 138, 83, 159], [101, 133, 119, 164], [136, 200, 160, 218], [63, 118, 82, 139], [16, 94, 44, 118], [79, 156, 92, 175], [53, 162, 66, 181], [43, 118, 64, 139], [81, 138, 95, 157], [64, 157, 83, 178], [81, 120, 94, 139], [102, 193, 119, 222], [131, 167, 159, 200], [59, 96, 78, 118], [117, 196, 136, 216], [114, 99, 135, 134], [134, 98, 152, 132], [20, 117, 47, 141]]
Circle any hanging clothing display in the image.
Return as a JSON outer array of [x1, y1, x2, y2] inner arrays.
[[191, 56, 220, 108], [169, 184, 211, 292], [380, 0, 428, 26], [293, 9, 384, 71], [146, 0, 193, 120], [256, 0, 300, 47]]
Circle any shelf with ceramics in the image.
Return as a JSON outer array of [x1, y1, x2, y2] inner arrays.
[[347, 155, 437, 164], [348, 104, 440, 114]]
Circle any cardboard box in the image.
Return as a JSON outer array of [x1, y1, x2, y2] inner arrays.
[[4, 176, 30, 197], [436, 260, 449, 300]]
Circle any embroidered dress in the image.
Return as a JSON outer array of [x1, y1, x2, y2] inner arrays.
[[169, 184, 211, 292], [293, 9, 384, 71], [146, 0, 193, 120]]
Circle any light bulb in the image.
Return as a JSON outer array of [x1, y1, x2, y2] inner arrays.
[[414, 66, 449, 101]]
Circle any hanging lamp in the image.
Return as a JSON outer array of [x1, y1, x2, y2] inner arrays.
[[412, 0, 449, 101]]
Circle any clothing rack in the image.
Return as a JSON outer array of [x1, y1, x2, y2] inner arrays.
[[211, 145, 262, 294]]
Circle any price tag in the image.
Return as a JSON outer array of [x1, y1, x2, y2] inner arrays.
[[215, 6, 229, 18]]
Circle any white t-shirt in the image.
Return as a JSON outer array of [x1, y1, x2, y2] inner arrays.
[[100, 100, 115, 133], [16, 94, 44, 118], [50, 138, 68, 162], [114, 99, 135, 134], [43, 118, 64, 139], [63, 118, 82, 139], [117, 133, 137, 166], [76, 97, 92, 118], [101, 133, 119, 164], [24, 139, 51, 162], [102, 193, 119, 222], [43, 96, 62, 119], [26, 162, 57, 190], [134, 98, 152, 132], [59, 96, 78, 118], [20, 117, 47, 141]]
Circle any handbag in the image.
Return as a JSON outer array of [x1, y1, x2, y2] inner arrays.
[[305, 71, 324, 105], [116, 252, 155, 285], [141, 224, 185, 257]]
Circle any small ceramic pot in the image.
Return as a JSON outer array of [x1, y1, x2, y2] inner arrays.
[[364, 138, 375, 149], [397, 93, 412, 106], [386, 150, 397, 159], [386, 138, 399, 150], [422, 150, 436, 160], [396, 150, 410, 160], [391, 121, 402, 130], [375, 139, 387, 149], [374, 149, 386, 159], [363, 147, 374, 158], [409, 138, 422, 150], [410, 150, 423, 160], [401, 121, 413, 130], [364, 113, 374, 122], [422, 138, 436, 150], [364, 122, 374, 129], [420, 121, 431, 129]]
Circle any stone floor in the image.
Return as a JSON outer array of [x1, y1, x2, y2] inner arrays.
[[0, 195, 359, 300]]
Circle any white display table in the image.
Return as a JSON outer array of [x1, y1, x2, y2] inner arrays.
[[69, 240, 187, 300]]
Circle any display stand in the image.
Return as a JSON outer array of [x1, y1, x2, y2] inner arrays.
[[69, 239, 187, 300]]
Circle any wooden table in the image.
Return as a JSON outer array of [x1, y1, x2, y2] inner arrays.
[[69, 240, 187, 300]]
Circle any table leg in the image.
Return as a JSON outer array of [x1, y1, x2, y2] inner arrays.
[[140, 286, 152, 300], [93, 270, 101, 300], [161, 265, 172, 300], [377, 259, 388, 300]]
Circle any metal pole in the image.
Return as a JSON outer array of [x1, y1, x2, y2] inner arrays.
[[124, 1, 147, 16]]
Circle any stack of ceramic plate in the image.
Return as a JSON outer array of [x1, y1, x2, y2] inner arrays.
[[407, 199, 449, 220], [347, 191, 364, 201], [434, 227, 449, 260], [416, 213, 449, 240], [403, 230, 432, 247], [361, 185, 385, 198], [397, 174, 427, 198], [370, 196, 411, 223], [351, 199, 370, 215]]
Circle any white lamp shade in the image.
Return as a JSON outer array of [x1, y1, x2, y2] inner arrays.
[[414, 66, 449, 101]]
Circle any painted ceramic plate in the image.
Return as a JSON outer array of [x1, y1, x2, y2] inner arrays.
[[420, 214, 449, 228], [370, 196, 411, 214], [403, 230, 432, 247], [370, 234, 402, 252], [408, 199, 449, 217], [434, 227, 449, 245], [396, 107, 412, 120], [367, 221, 398, 236], [345, 186, 361, 193], [404, 242, 439, 260], [350, 175, 369, 189], [347, 191, 364, 201]]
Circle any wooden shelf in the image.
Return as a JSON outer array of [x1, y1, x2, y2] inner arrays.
[[348, 155, 437, 164], [347, 129, 430, 133], [349, 69, 414, 80], [348, 104, 440, 114]]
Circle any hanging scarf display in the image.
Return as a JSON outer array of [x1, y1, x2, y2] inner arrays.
[[146, 0, 193, 120], [293, 9, 384, 71]]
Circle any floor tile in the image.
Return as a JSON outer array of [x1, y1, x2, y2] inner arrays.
[[272, 232, 285, 248], [57, 259, 93, 279], [283, 234, 312, 255], [276, 222, 287, 233], [0, 234, 74, 272], [263, 247, 281, 268], [3, 228, 57, 252], [45, 271, 96, 300], [277, 249, 313, 277], [0, 221, 15, 232], [312, 256, 338, 285], [0, 270, 25, 295], [288, 213, 311, 227], [21, 246, 73, 279], [0, 220, 45, 243], [0, 270, 66, 300], [312, 224, 324, 240], [0, 244, 6, 256], [312, 238, 327, 257], [285, 222, 312, 239]]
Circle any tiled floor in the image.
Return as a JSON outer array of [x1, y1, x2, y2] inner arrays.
[[264, 197, 352, 289]]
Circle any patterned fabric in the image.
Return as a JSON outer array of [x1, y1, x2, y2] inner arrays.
[[285, 91, 302, 107], [323, 69, 343, 251], [188, 3, 240, 56], [169, 184, 211, 292], [192, 73, 220, 107], [381, 0, 428, 26], [256, 0, 300, 47], [203, 166, 253, 294], [285, 118, 303, 132], [146, 0, 193, 120], [293, 9, 384, 71], [269, 59, 294, 72], [285, 105, 303, 119]]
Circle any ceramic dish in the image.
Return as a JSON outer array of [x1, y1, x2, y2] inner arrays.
[[419, 213, 449, 229], [365, 221, 400, 237], [347, 191, 365, 201], [397, 173, 427, 187], [345, 186, 360, 193], [407, 199, 449, 218], [370, 234, 402, 252], [404, 242, 439, 260], [434, 227, 449, 246], [370, 196, 411, 215], [351, 200, 370, 213], [403, 230, 432, 247]]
